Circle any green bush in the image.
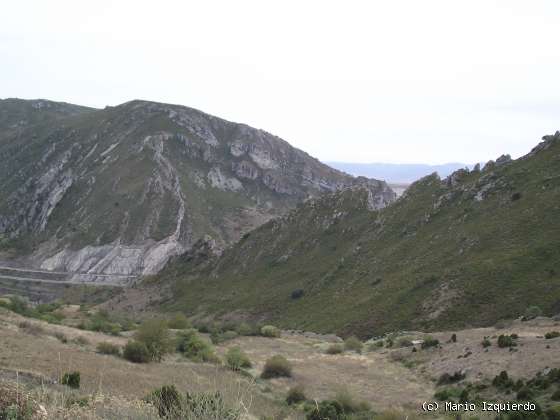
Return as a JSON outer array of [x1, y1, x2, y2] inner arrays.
[[176, 329, 219, 363], [235, 322, 254, 336], [97, 341, 121, 356], [61, 371, 80, 389], [344, 336, 363, 353], [134, 319, 173, 362], [226, 347, 251, 371], [434, 389, 450, 401], [421, 337, 439, 349], [497, 334, 517, 348], [551, 390, 560, 401], [123, 340, 151, 363], [260, 325, 281, 338], [482, 338, 492, 348], [145, 385, 182, 418], [545, 331, 560, 339], [167, 313, 191, 330], [334, 388, 371, 413], [516, 386, 533, 401], [437, 371, 466, 385], [286, 385, 306, 405], [306, 400, 344, 420], [261, 355, 292, 379], [326, 343, 344, 355], [211, 329, 238, 344], [492, 371, 514, 389]]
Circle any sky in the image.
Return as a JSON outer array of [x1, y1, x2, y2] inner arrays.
[[1, 1, 559, 164]]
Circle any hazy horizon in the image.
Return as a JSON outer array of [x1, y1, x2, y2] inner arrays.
[[2, 1, 559, 165]]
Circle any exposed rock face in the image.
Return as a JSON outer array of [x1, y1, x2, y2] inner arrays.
[[0, 98, 395, 279]]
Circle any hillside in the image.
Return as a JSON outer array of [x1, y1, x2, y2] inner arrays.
[[139, 132, 560, 337], [0, 98, 395, 277]]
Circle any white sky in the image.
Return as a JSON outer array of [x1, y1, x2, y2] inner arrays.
[[1, 1, 559, 164]]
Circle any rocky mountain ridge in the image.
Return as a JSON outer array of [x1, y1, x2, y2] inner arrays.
[[0, 98, 395, 277], [141, 132, 560, 337]]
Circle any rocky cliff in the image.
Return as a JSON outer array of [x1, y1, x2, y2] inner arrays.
[[0, 98, 395, 277]]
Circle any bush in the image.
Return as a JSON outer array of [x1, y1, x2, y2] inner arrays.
[[145, 385, 182, 418], [226, 347, 251, 371], [326, 344, 344, 355], [54, 331, 68, 343], [260, 325, 281, 338], [497, 334, 517, 348], [493, 371, 514, 389], [176, 329, 218, 363], [261, 355, 292, 379], [97, 341, 121, 356], [421, 337, 439, 349], [291, 289, 305, 299], [235, 322, 254, 336], [334, 388, 371, 413], [516, 386, 533, 400], [545, 331, 560, 339], [552, 390, 560, 401], [523, 306, 542, 321], [306, 400, 344, 420], [437, 371, 466, 385], [61, 371, 80, 389], [482, 338, 492, 348], [18, 320, 44, 335], [450, 333, 457, 343], [134, 319, 173, 362], [344, 336, 363, 353], [211, 329, 238, 344], [123, 340, 151, 363], [434, 389, 450, 401], [73, 335, 90, 346], [286, 385, 306, 405], [167, 313, 191, 330]]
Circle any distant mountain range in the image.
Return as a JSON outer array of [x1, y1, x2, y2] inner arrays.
[[327, 162, 475, 184]]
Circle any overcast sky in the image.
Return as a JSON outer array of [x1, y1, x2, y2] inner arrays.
[[1, 1, 559, 164]]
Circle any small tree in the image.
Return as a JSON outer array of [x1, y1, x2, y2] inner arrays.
[[123, 340, 151, 363], [134, 319, 173, 362]]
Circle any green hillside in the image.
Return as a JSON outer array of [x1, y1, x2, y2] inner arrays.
[[154, 132, 560, 338]]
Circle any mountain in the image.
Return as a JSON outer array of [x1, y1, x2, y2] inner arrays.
[[140, 132, 560, 338], [0, 98, 395, 276], [327, 162, 473, 183]]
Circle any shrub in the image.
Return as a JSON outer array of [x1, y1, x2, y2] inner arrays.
[[167, 313, 191, 330], [54, 331, 68, 343], [183, 391, 240, 419], [450, 333, 457, 343], [176, 330, 218, 363], [286, 385, 306, 405], [497, 334, 517, 348], [226, 347, 251, 371], [516, 386, 534, 400], [211, 330, 238, 344], [493, 371, 514, 389], [523, 306, 542, 321], [344, 336, 363, 353], [334, 388, 371, 413], [437, 371, 466, 385], [306, 400, 344, 420], [482, 338, 492, 348], [291, 289, 305, 299], [326, 344, 344, 355], [18, 320, 44, 335], [235, 322, 254, 336], [552, 390, 560, 401], [61, 371, 80, 389], [145, 385, 182, 418], [123, 340, 151, 363], [434, 389, 450, 401], [97, 341, 121, 356], [260, 325, 281, 338], [421, 337, 439, 349], [134, 319, 173, 362], [261, 355, 292, 379], [545, 331, 560, 339], [73, 335, 90, 346]]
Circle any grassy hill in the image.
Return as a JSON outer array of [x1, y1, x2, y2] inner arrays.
[[150, 132, 560, 338]]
